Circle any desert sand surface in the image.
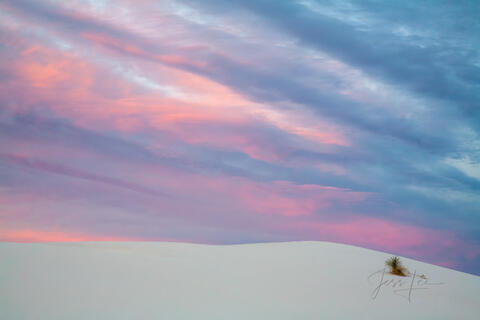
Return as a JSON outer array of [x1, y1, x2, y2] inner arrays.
[[1, 241, 479, 319]]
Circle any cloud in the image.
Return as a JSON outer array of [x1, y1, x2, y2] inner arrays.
[[180, 0, 480, 127], [0, 153, 169, 198]]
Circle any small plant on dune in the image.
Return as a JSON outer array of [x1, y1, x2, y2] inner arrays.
[[385, 256, 408, 276]]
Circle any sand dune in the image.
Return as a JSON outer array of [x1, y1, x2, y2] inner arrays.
[[1, 241, 479, 319]]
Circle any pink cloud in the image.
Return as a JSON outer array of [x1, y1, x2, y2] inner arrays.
[[177, 175, 368, 217], [0, 227, 190, 243], [0, 229, 133, 242], [236, 181, 366, 216], [3, 36, 350, 164], [81, 32, 208, 70], [17, 45, 93, 90]]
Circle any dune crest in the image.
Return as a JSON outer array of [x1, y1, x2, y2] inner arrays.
[[1, 241, 479, 319]]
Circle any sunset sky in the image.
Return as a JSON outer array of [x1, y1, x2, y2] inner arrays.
[[1, 0, 479, 275]]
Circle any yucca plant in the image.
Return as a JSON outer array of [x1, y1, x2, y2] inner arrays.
[[385, 256, 408, 276]]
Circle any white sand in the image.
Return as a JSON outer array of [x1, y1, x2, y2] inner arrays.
[[1, 241, 479, 319]]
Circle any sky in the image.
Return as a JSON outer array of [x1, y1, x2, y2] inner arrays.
[[0, 0, 479, 275]]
